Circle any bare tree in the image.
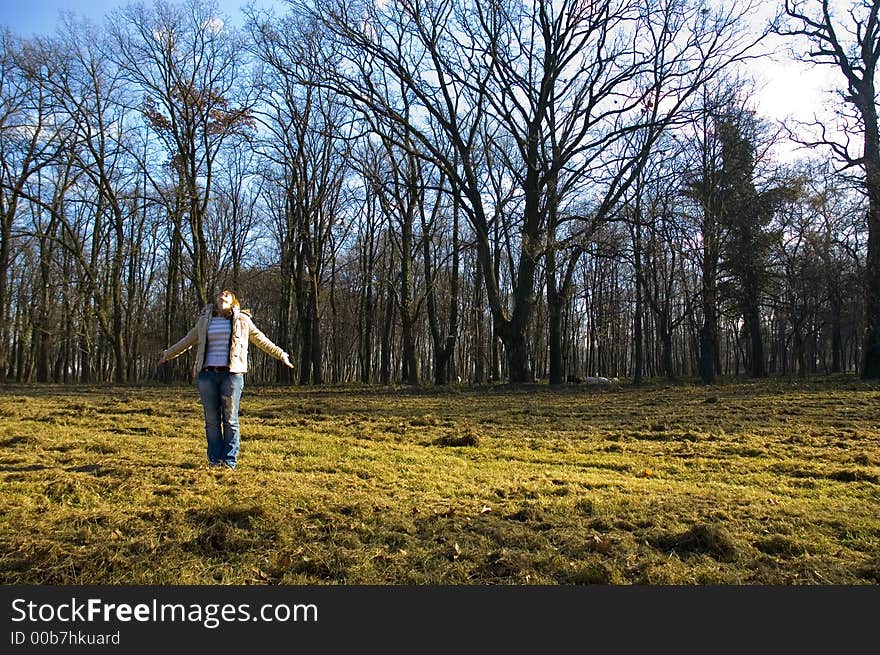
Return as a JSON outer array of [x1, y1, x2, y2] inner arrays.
[[249, 11, 353, 383], [211, 140, 264, 293], [0, 31, 69, 378], [350, 160, 384, 383], [637, 148, 699, 380], [362, 129, 424, 386], [777, 0, 880, 377], [421, 166, 461, 385], [298, 0, 765, 382], [35, 18, 146, 382], [108, 0, 258, 307]]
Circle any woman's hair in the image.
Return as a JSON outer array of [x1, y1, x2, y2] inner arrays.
[[214, 289, 240, 316]]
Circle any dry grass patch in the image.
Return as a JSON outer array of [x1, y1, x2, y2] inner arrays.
[[1, 376, 878, 584]]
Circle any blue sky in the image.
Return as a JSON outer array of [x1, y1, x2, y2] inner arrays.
[[0, 0, 285, 36], [0, 0, 843, 148]]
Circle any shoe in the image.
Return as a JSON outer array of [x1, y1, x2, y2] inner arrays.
[[221, 462, 235, 471]]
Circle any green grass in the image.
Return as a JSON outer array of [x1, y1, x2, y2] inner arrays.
[[1, 376, 878, 585]]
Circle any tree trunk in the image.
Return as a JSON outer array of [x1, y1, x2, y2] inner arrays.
[[831, 306, 843, 373], [545, 226, 565, 385], [380, 251, 396, 386], [746, 302, 765, 377], [473, 257, 486, 384], [309, 273, 323, 385], [424, 194, 460, 386], [499, 323, 530, 385], [547, 287, 564, 385], [661, 326, 674, 380], [0, 208, 12, 379], [296, 259, 313, 385], [862, 191, 880, 377], [633, 224, 644, 385], [399, 211, 419, 386], [358, 236, 374, 384], [699, 305, 717, 384], [700, 235, 719, 384]]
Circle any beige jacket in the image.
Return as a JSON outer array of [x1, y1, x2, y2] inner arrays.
[[162, 305, 289, 378]]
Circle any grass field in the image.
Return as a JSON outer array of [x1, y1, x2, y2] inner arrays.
[[1, 376, 878, 585]]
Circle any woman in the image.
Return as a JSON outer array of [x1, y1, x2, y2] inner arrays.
[[159, 289, 294, 470]]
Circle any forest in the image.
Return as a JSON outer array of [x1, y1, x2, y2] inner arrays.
[[1, 0, 878, 387]]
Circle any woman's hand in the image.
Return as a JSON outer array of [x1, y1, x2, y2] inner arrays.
[[281, 352, 294, 369]]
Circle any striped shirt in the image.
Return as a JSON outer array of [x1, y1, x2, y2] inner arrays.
[[204, 316, 232, 367]]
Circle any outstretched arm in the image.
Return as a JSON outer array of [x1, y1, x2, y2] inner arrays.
[[159, 324, 199, 364], [247, 319, 294, 369]]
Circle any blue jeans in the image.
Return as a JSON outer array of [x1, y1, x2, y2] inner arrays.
[[197, 370, 244, 468]]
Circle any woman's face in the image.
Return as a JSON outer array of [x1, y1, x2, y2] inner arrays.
[[216, 290, 234, 312]]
